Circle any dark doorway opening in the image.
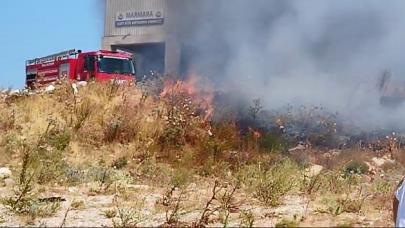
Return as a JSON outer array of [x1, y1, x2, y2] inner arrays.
[[112, 42, 165, 80]]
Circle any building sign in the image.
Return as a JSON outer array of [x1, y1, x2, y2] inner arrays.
[[115, 10, 164, 27]]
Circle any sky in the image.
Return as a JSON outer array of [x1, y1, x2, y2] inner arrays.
[[0, 0, 102, 89]]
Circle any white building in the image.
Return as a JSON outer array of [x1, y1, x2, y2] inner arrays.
[[102, 0, 182, 78]]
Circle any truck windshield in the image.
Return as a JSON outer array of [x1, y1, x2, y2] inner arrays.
[[98, 57, 135, 75]]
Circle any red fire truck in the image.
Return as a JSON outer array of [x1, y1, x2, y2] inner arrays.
[[26, 49, 136, 87]]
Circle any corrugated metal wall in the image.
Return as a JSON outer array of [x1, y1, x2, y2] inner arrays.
[[104, 0, 167, 37]]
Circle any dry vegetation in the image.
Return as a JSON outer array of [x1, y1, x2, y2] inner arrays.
[[0, 79, 403, 227]]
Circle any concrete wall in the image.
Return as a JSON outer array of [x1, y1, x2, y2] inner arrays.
[[102, 0, 181, 75]]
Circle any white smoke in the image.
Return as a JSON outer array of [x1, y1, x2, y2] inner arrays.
[[174, 0, 405, 129]]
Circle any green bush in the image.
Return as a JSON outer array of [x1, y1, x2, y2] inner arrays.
[[238, 159, 299, 206], [46, 128, 71, 151], [343, 160, 369, 176], [111, 156, 128, 170], [275, 218, 299, 227], [259, 134, 287, 153], [170, 167, 193, 188]]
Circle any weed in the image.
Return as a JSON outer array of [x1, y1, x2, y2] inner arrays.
[[238, 159, 298, 206], [103, 97, 142, 144], [111, 195, 145, 228], [26, 201, 61, 218], [62, 166, 86, 186], [248, 98, 262, 121], [319, 189, 368, 216], [200, 137, 228, 162], [103, 208, 117, 219], [193, 180, 238, 227], [259, 133, 287, 153], [337, 221, 356, 227], [71, 199, 85, 210], [195, 180, 222, 227], [275, 218, 299, 227], [59, 207, 71, 227], [2, 143, 36, 215], [112, 156, 128, 170], [114, 208, 143, 227], [170, 167, 193, 189], [371, 178, 393, 210], [72, 98, 93, 132], [373, 178, 393, 195], [318, 170, 358, 195], [46, 127, 71, 151], [239, 210, 255, 228], [343, 160, 369, 176], [160, 186, 187, 226], [218, 184, 238, 227], [0, 107, 15, 131], [14, 118, 72, 185], [301, 173, 322, 195], [107, 80, 120, 100], [2, 197, 61, 219], [158, 81, 203, 149]]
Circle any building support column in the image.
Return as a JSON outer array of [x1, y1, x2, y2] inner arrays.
[[164, 36, 181, 76]]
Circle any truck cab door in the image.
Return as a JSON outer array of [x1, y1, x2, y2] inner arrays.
[[83, 55, 96, 80]]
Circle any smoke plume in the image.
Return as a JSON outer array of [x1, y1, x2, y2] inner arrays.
[[174, 0, 405, 130]]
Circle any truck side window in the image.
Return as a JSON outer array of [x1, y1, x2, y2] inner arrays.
[[84, 56, 95, 72]]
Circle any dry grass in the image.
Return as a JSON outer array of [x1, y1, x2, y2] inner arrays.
[[0, 80, 402, 226]]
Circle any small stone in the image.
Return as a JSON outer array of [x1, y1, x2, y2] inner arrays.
[[69, 187, 78, 193], [77, 81, 88, 87], [0, 167, 12, 179], [305, 164, 324, 177], [45, 85, 56, 92], [127, 184, 149, 190], [188, 183, 197, 190], [3, 178, 15, 188], [372, 157, 386, 167]]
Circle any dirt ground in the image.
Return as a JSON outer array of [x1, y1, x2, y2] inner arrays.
[[0, 174, 395, 227]]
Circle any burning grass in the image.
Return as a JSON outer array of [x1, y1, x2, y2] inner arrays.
[[0, 77, 403, 226]]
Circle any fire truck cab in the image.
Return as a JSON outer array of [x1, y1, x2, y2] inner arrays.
[[26, 49, 136, 88]]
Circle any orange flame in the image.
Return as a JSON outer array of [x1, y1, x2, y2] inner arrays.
[[248, 127, 262, 140], [160, 73, 214, 122]]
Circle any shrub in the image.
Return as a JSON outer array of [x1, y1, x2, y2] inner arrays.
[[113, 207, 143, 228], [253, 172, 292, 206], [275, 218, 299, 227], [317, 170, 358, 195], [320, 192, 367, 216], [111, 156, 128, 170], [170, 167, 193, 188], [0, 107, 15, 131], [259, 133, 287, 153], [343, 160, 369, 176], [199, 137, 228, 162], [46, 127, 71, 151], [2, 164, 61, 219], [103, 208, 117, 219], [72, 98, 94, 132], [300, 173, 322, 195], [103, 113, 139, 144], [371, 178, 394, 210], [111, 196, 145, 228], [238, 159, 299, 206], [71, 200, 85, 210], [15, 118, 72, 185], [239, 210, 255, 228]]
